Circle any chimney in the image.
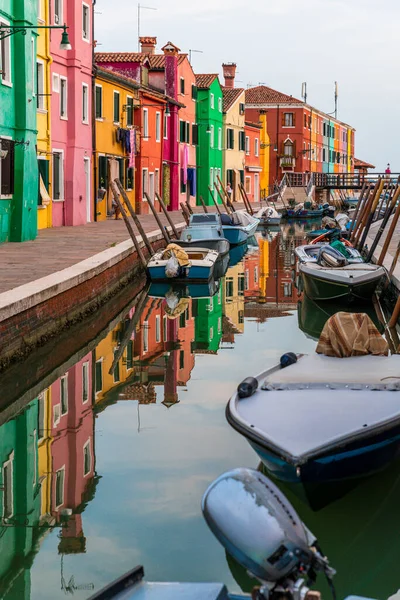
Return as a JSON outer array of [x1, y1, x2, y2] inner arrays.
[[222, 63, 237, 88], [140, 36, 157, 54]]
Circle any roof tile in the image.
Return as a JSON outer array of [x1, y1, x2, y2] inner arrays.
[[222, 87, 245, 112], [94, 51, 188, 70], [195, 74, 219, 89], [245, 85, 302, 105]]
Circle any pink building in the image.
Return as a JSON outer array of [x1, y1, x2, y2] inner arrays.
[[50, 0, 93, 226]]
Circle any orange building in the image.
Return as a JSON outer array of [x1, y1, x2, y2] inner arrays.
[[244, 122, 262, 203]]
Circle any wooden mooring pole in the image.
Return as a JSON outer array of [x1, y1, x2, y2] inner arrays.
[[144, 192, 171, 245], [114, 179, 154, 257], [239, 183, 254, 215], [366, 186, 400, 262], [155, 192, 179, 239], [214, 182, 232, 215], [110, 182, 147, 268], [180, 202, 190, 224], [377, 193, 400, 265], [217, 175, 235, 212], [198, 195, 208, 213], [208, 186, 223, 215]]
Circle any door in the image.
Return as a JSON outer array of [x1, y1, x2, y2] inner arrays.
[[254, 173, 259, 203], [84, 157, 91, 222], [149, 172, 154, 202]]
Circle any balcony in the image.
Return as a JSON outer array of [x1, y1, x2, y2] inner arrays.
[[280, 156, 296, 169]]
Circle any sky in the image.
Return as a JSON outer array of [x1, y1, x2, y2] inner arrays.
[[94, 0, 399, 172]]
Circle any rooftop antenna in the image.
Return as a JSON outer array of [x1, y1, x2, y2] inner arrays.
[[189, 49, 203, 64], [334, 81, 338, 119], [301, 82, 307, 104], [137, 3, 157, 52]]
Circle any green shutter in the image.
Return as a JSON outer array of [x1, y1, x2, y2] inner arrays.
[[95, 86, 102, 118], [127, 97, 133, 126], [98, 156, 108, 189], [186, 122, 190, 143], [114, 92, 120, 123], [191, 85, 197, 100], [38, 159, 50, 206], [180, 121, 185, 143], [192, 124, 198, 145], [53, 152, 61, 199], [118, 158, 124, 187]]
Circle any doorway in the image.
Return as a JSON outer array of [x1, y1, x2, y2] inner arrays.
[[149, 172, 154, 202], [254, 173, 259, 203], [84, 157, 91, 222]]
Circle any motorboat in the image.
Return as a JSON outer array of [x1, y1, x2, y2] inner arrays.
[[227, 353, 400, 485], [295, 242, 364, 265], [178, 213, 230, 256], [220, 210, 259, 245], [285, 206, 324, 220], [147, 245, 219, 282], [254, 206, 281, 226]]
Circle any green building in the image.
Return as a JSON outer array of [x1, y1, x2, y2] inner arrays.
[[192, 287, 223, 353], [0, 0, 38, 243], [195, 74, 223, 206]]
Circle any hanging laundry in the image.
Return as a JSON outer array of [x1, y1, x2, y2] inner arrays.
[[182, 144, 189, 185], [187, 168, 196, 197], [129, 129, 135, 169], [116, 128, 122, 143]]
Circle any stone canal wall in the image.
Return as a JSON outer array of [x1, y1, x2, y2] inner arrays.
[[0, 227, 175, 368]]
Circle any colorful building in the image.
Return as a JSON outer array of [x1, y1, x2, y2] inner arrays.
[[94, 66, 139, 220], [50, 0, 93, 226], [245, 85, 355, 187], [195, 74, 223, 206], [0, 0, 39, 243], [223, 262, 245, 335], [36, 0, 53, 230], [221, 64, 246, 202], [244, 121, 262, 203], [192, 288, 223, 354]]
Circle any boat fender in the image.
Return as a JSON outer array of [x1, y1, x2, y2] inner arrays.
[[280, 353, 297, 369], [237, 377, 258, 398]]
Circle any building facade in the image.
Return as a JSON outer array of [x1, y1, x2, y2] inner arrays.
[[245, 85, 355, 187], [0, 0, 39, 243], [50, 0, 93, 226], [221, 64, 246, 202], [195, 74, 223, 206], [244, 121, 262, 203]]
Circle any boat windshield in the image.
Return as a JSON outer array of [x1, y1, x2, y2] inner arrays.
[[181, 228, 219, 240], [189, 214, 220, 225]]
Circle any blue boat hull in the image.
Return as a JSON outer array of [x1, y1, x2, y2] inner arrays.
[[148, 263, 213, 282], [285, 209, 324, 220], [222, 221, 259, 245], [250, 425, 400, 484]]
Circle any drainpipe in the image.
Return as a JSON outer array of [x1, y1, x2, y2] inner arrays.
[[92, 0, 97, 221]]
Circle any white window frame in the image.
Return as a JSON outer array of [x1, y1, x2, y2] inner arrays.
[[218, 128, 222, 151], [126, 94, 133, 127], [0, 18, 12, 86], [163, 112, 168, 140], [218, 97, 222, 112], [52, 72, 60, 92], [245, 176, 251, 194], [54, 0, 63, 25], [155, 111, 161, 142], [82, 82, 89, 124], [143, 108, 149, 139], [210, 93, 214, 109], [82, 361, 89, 404], [255, 137, 259, 157], [52, 148, 64, 201], [82, 2, 90, 42], [180, 77, 185, 95], [163, 315, 168, 341], [142, 168, 148, 200], [60, 374, 68, 416], [113, 90, 120, 124], [60, 76, 68, 119], [245, 136, 250, 155], [2, 452, 14, 520], [210, 124, 214, 149], [143, 320, 149, 353], [53, 403, 61, 426], [83, 439, 92, 476], [95, 358, 103, 394], [155, 315, 161, 343], [55, 466, 65, 508], [36, 59, 45, 111], [95, 83, 103, 120]]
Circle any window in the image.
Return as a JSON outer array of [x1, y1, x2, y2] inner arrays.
[[255, 138, 259, 157], [95, 359, 103, 393], [82, 3, 90, 41], [179, 350, 184, 370], [52, 73, 60, 92], [238, 275, 245, 296], [239, 103, 245, 115], [186, 122, 190, 144], [83, 440, 92, 476], [226, 169, 234, 186], [155, 168, 160, 196], [142, 168, 148, 199], [218, 97, 222, 112], [55, 467, 65, 507], [95, 85, 103, 119], [308, 115, 311, 129], [143, 321, 148, 352], [36, 61, 45, 109], [254, 266, 259, 283], [156, 315, 161, 342], [245, 176, 251, 194], [180, 78, 185, 95], [126, 96, 134, 127], [283, 113, 294, 127], [191, 84, 197, 100], [210, 124, 214, 148], [113, 91, 120, 123], [239, 131, 245, 152], [210, 93, 214, 109], [156, 112, 161, 142], [0, 139, 15, 196], [192, 123, 198, 145], [38, 393, 45, 439], [53, 150, 63, 199], [54, 0, 62, 24], [163, 315, 168, 341], [227, 128, 234, 149], [245, 136, 250, 155], [283, 282, 292, 297], [304, 114, 307, 128], [164, 112, 168, 139], [82, 83, 89, 123], [60, 375, 68, 415], [143, 108, 148, 138], [210, 167, 214, 188], [113, 350, 120, 382], [283, 141, 293, 157], [179, 120, 190, 143], [226, 277, 233, 300], [126, 340, 133, 369], [82, 362, 89, 403], [322, 148, 326, 162], [149, 172, 154, 201], [60, 77, 67, 118], [2, 456, 13, 519]]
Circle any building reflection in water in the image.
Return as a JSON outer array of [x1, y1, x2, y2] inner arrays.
[[0, 223, 313, 596]]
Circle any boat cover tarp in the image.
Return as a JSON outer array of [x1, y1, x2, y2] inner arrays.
[[316, 312, 388, 357], [231, 210, 258, 227], [220, 213, 233, 226], [162, 244, 190, 266]]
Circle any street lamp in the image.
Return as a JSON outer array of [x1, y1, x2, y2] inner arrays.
[[0, 23, 72, 51]]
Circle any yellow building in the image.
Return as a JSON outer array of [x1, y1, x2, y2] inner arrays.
[[36, 0, 52, 229], [222, 85, 246, 202], [94, 67, 139, 220], [224, 263, 245, 334], [37, 388, 53, 521]]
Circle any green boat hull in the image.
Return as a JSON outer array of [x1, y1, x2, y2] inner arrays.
[[301, 270, 381, 303]]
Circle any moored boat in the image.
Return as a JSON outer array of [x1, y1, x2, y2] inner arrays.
[[178, 213, 230, 256], [254, 206, 281, 226], [147, 245, 219, 282], [220, 210, 259, 245], [285, 207, 324, 219]]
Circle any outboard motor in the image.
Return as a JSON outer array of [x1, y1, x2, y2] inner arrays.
[[317, 246, 348, 268], [202, 468, 336, 600]]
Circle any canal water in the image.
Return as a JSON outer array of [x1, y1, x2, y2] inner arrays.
[[0, 222, 398, 600]]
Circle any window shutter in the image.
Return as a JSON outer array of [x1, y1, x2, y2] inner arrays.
[[95, 87, 102, 118], [192, 124, 198, 145], [118, 158, 124, 186], [292, 113, 296, 126], [180, 121, 185, 142], [186, 122, 190, 143], [293, 141, 297, 156], [191, 85, 197, 100], [281, 113, 285, 126], [53, 152, 60, 199]]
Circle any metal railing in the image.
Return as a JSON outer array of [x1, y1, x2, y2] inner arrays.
[[314, 172, 400, 189]]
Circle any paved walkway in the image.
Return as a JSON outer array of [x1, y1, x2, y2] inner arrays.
[[0, 203, 259, 294]]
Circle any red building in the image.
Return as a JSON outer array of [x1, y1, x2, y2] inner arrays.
[[244, 122, 262, 203]]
